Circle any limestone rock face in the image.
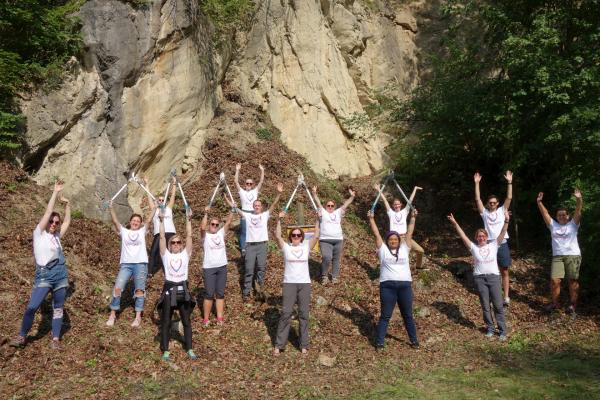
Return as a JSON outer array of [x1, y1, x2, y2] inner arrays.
[[20, 0, 425, 217]]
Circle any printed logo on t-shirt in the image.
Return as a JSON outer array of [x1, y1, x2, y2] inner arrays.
[[328, 213, 338, 222], [209, 236, 224, 250], [251, 216, 261, 226], [553, 225, 569, 241], [478, 246, 491, 261], [486, 211, 500, 224], [291, 248, 304, 259], [394, 214, 404, 223], [125, 232, 141, 246], [169, 259, 182, 273], [245, 192, 255, 202], [384, 255, 408, 265]]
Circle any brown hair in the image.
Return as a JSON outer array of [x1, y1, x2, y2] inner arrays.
[[288, 228, 305, 242], [473, 228, 488, 240]]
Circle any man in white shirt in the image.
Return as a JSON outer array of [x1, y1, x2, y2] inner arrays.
[[234, 163, 265, 257]]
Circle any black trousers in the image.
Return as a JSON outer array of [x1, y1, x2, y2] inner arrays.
[[160, 294, 193, 352]]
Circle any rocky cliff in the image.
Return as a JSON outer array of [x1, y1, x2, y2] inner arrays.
[[20, 0, 436, 218]]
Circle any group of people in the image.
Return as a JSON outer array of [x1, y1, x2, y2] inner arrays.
[[10, 166, 584, 358]]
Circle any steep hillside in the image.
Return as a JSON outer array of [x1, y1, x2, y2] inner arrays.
[[1, 137, 599, 398]]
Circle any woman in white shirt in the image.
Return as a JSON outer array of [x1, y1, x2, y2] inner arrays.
[[148, 176, 177, 277], [158, 208, 197, 361], [272, 211, 320, 355], [200, 203, 235, 327], [311, 186, 355, 284], [368, 209, 419, 349], [537, 190, 583, 314], [11, 181, 71, 349], [447, 211, 510, 340], [106, 199, 155, 328]]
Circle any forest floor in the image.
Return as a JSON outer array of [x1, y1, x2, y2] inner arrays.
[[1, 138, 599, 399]]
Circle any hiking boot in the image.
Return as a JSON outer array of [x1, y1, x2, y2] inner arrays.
[[9, 335, 25, 348]]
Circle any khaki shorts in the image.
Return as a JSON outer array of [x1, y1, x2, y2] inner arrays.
[[551, 255, 581, 280]]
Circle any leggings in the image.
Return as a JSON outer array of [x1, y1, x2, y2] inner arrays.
[[376, 280, 418, 346], [160, 296, 193, 352], [20, 287, 67, 339]]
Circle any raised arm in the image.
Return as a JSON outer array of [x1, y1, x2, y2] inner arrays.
[[405, 209, 417, 249], [167, 176, 177, 209], [340, 188, 356, 212], [143, 198, 156, 229], [38, 181, 62, 231], [267, 183, 284, 214], [234, 163, 243, 191], [311, 186, 323, 210], [308, 218, 320, 250], [447, 213, 472, 250], [223, 209, 235, 236], [256, 164, 265, 192], [108, 201, 121, 232], [200, 206, 209, 238], [274, 211, 286, 249], [367, 210, 383, 249], [185, 210, 193, 257], [408, 186, 423, 204], [536, 192, 552, 227], [59, 196, 71, 237], [496, 209, 510, 246], [573, 189, 583, 225], [159, 209, 167, 257], [375, 184, 392, 212], [503, 170, 513, 210], [474, 173, 484, 214]]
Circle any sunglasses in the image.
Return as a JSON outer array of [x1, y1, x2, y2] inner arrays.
[[290, 233, 302, 238], [170, 240, 182, 245], [158, 198, 165, 202], [488, 201, 498, 205], [210, 223, 220, 227], [326, 204, 335, 208], [49, 219, 61, 225], [245, 182, 254, 185]]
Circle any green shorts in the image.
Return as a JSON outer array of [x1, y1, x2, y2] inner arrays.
[[551, 255, 581, 280]]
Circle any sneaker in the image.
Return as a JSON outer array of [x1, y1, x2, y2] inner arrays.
[[130, 317, 141, 328], [241, 249, 246, 258], [187, 350, 198, 360], [503, 297, 510, 307], [409, 341, 420, 349], [216, 317, 225, 326], [162, 351, 171, 362], [301, 348, 308, 355], [375, 345, 385, 352], [331, 277, 339, 285], [9, 335, 25, 348], [202, 319, 210, 328], [499, 335, 508, 342], [320, 276, 329, 285], [545, 303, 560, 312], [273, 348, 281, 356], [106, 315, 116, 327], [485, 331, 494, 338], [566, 305, 577, 318], [49, 339, 60, 350]]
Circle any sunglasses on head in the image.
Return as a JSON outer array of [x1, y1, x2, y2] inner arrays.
[[170, 240, 182, 245], [291, 233, 302, 238]]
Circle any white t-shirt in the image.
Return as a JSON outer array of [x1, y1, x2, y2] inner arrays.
[[549, 220, 580, 256], [239, 188, 259, 210], [243, 210, 270, 242], [203, 228, 228, 269], [378, 242, 412, 282], [33, 226, 62, 266], [469, 242, 500, 275], [282, 242, 311, 284], [152, 207, 176, 235], [387, 208, 409, 234], [162, 249, 190, 283], [481, 206, 508, 242], [319, 208, 344, 240], [119, 226, 148, 264]]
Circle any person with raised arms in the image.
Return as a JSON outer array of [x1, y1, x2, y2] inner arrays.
[[367, 209, 419, 350], [148, 176, 177, 278], [200, 198, 235, 327], [474, 171, 513, 306], [106, 190, 156, 328], [235, 182, 283, 301], [272, 211, 320, 356], [157, 207, 197, 361], [537, 190, 583, 314], [311, 186, 355, 284], [234, 163, 265, 257], [447, 211, 510, 340], [10, 181, 71, 349], [375, 184, 425, 269]]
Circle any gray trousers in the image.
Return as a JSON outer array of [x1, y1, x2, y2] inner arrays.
[[244, 242, 267, 296], [473, 274, 507, 335], [275, 283, 311, 349], [320, 239, 343, 279]]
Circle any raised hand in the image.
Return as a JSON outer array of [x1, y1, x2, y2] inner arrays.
[[279, 211, 286, 219], [349, 188, 356, 197], [235, 163, 241, 171], [258, 164, 265, 172], [367, 210, 375, 219], [373, 183, 382, 192], [143, 175, 149, 186], [171, 175, 177, 184], [537, 192, 544, 202], [59, 196, 70, 204], [415, 186, 423, 191], [186, 208, 193, 218], [447, 213, 456, 224], [54, 180, 64, 193], [276, 182, 284, 193], [504, 170, 513, 183], [312, 185, 317, 194], [474, 173, 482, 183], [574, 188, 582, 199], [204, 206, 210, 212], [411, 208, 418, 218]]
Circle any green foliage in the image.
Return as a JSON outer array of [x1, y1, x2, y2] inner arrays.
[[0, 0, 83, 156], [387, 0, 600, 296], [256, 127, 272, 140], [200, 0, 253, 41], [71, 209, 84, 219]]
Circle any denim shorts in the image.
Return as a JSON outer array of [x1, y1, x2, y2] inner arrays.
[[33, 262, 69, 291], [497, 241, 512, 268]]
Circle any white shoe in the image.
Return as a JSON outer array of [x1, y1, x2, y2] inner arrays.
[[106, 315, 115, 327]]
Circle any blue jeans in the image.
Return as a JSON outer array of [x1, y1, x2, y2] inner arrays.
[[20, 286, 67, 339], [239, 216, 247, 251], [376, 280, 418, 346], [110, 263, 148, 312]]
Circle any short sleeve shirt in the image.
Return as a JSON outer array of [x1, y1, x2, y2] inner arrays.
[[469, 242, 500, 275], [549, 220, 580, 256]]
